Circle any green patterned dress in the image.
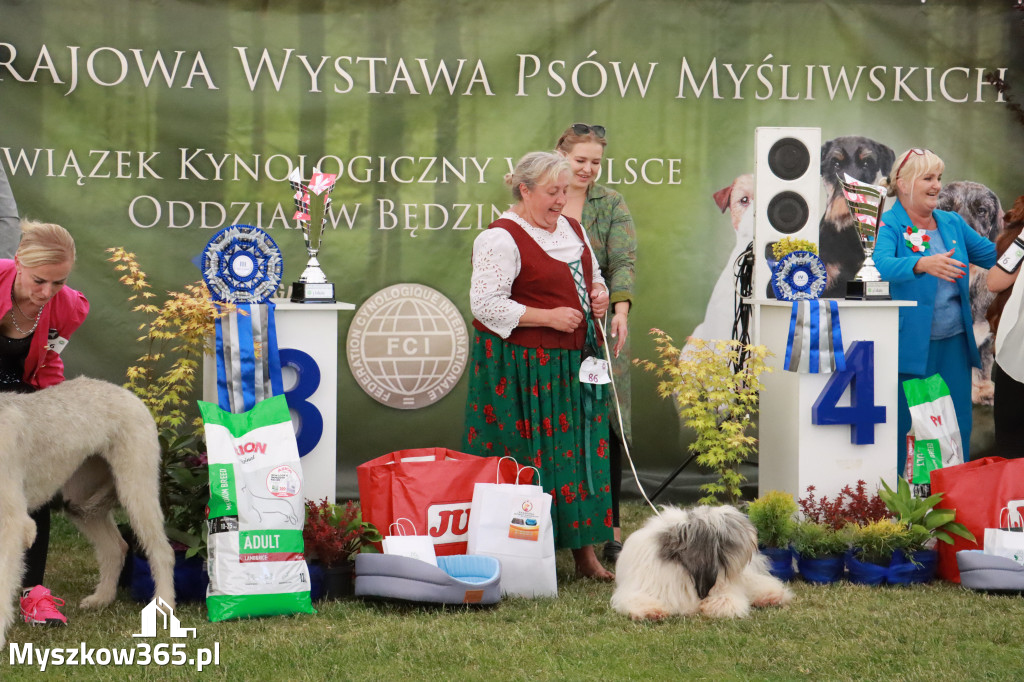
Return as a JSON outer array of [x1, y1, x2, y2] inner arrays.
[[464, 213, 613, 550], [580, 183, 637, 445]]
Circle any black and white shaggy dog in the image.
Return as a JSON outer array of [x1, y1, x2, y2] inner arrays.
[[819, 136, 896, 298], [611, 505, 792, 620], [0, 377, 176, 647]]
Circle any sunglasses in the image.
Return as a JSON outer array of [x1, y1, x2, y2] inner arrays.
[[571, 123, 606, 138], [893, 148, 928, 180]]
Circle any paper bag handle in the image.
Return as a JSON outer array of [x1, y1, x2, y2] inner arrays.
[[517, 466, 540, 485], [496, 456, 539, 486], [389, 517, 415, 536]]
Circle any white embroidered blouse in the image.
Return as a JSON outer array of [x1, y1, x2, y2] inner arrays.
[[470, 211, 606, 339]]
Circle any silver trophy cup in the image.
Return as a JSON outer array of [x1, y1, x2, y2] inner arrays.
[[839, 174, 891, 301], [289, 167, 336, 303]]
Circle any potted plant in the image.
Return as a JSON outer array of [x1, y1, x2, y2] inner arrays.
[[303, 498, 383, 600], [747, 491, 798, 581], [791, 520, 849, 584], [793, 481, 892, 584], [847, 518, 921, 585], [108, 247, 232, 600], [635, 330, 771, 505], [876, 477, 977, 584], [798, 481, 892, 531]]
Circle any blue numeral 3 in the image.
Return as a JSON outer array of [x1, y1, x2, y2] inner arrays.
[[279, 348, 324, 457]]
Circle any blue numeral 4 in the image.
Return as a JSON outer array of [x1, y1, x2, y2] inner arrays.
[[811, 340, 886, 445]]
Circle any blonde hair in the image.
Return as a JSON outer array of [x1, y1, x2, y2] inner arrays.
[[881, 148, 945, 199], [504, 151, 571, 201], [16, 220, 77, 267]]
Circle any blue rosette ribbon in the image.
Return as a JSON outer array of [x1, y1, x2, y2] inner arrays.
[[770, 250, 827, 302], [201, 224, 285, 412], [201, 224, 283, 304]]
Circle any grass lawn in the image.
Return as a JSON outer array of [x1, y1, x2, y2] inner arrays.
[[5, 501, 1023, 681]]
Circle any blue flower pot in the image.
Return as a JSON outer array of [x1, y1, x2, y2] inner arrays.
[[761, 546, 795, 581], [308, 561, 354, 601], [130, 551, 208, 602], [796, 554, 844, 584], [846, 548, 938, 586]]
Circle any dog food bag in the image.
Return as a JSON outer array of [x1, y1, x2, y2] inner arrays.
[[902, 374, 963, 497], [199, 395, 315, 622]]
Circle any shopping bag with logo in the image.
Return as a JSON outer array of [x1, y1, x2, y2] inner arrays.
[[356, 448, 521, 556], [466, 458, 556, 598], [199, 395, 315, 622], [931, 457, 1024, 582], [983, 505, 1024, 565], [382, 518, 438, 566], [902, 374, 963, 496]]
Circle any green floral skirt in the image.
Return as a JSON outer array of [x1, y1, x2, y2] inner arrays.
[[463, 330, 613, 550]]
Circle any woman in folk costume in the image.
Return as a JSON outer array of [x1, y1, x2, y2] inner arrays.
[[464, 151, 614, 580], [555, 122, 637, 564]]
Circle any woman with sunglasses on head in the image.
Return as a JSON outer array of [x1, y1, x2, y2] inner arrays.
[[874, 148, 996, 474], [555, 123, 636, 564], [465, 151, 614, 580]]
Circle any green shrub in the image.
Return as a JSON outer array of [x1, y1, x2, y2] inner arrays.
[[747, 490, 798, 549], [791, 520, 849, 559]]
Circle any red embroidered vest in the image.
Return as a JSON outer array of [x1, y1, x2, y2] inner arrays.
[[472, 217, 593, 350]]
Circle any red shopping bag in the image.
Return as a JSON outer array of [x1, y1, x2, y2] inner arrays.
[[356, 447, 524, 556], [930, 456, 1024, 582]]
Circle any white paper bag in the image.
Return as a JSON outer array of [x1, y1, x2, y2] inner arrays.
[[983, 507, 1024, 565], [466, 460, 556, 598], [382, 517, 438, 567]]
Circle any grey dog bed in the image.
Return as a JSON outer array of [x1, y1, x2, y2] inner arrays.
[[354, 553, 502, 605], [957, 550, 1024, 592]]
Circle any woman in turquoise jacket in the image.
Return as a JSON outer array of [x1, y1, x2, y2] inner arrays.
[[874, 149, 996, 474]]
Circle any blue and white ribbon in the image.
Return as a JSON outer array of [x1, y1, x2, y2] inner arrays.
[[784, 299, 846, 373], [202, 224, 283, 304], [214, 302, 284, 412], [771, 250, 828, 301]]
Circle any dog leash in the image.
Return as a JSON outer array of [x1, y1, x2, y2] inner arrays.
[[595, 314, 660, 516]]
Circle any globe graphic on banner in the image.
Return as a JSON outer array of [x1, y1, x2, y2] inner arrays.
[[347, 284, 468, 409]]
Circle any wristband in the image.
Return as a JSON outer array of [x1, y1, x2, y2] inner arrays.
[[997, 237, 1024, 274]]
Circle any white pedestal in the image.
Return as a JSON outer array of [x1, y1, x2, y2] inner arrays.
[[752, 299, 913, 500], [203, 298, 355, 504]]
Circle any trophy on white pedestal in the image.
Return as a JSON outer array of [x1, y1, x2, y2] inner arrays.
[[838, 173, 890, 300], [288, 166, 338, 303]]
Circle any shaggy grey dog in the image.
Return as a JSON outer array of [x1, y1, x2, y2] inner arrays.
[[0, 377, 175, 647], [937, 180, 1005, 405], [611, 505, 792, 620]]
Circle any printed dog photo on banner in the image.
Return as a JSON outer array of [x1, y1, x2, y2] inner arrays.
[[819, 135, 896, 298], [687, 173, 755, 345], [937, 180, 1006, 405]]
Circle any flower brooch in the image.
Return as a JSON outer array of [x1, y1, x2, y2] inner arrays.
[[905, 226, 931, 253]]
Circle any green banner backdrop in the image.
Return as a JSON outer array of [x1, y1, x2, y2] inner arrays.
[[2, 0, 1022, 498]]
